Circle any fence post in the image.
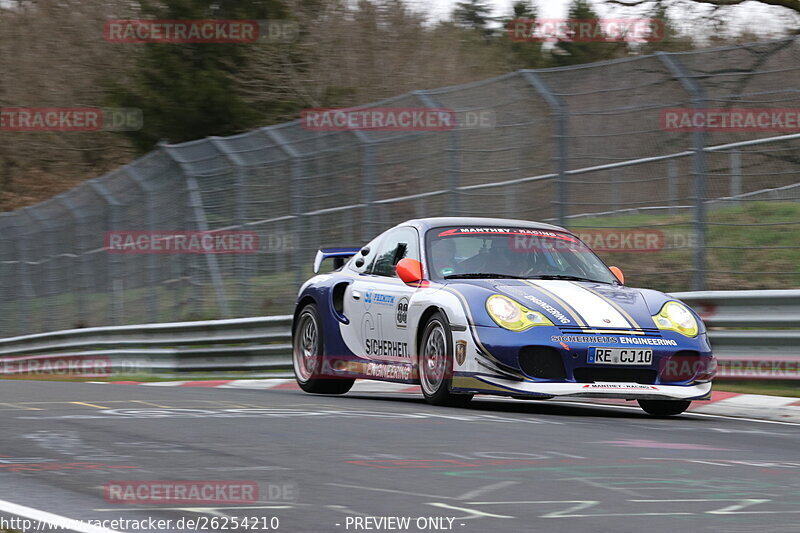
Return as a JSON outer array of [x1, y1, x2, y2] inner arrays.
[[658, 52, 708, 291], [22, 207, 55, 331], [730, 149, 742, 201], [209, 137, 251, 314], [9, 212, 34, 334], [87, 179, 124, 325], [263, 127, 306, 288], [124, 165, 159, 321], [355, 131, 377, 242], [521, 71, 569, 226], [668, 159, 678, 215], [160, 144, 232, 318], [57, 195, 87, 326], [415, 90, 462, 215]]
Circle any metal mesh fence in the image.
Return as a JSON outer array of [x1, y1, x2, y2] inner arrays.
[[1, 38, 799, 336]]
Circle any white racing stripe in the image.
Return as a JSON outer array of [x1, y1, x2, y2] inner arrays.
[[0, 499, 124, 533], [531, 280, 630, 328]]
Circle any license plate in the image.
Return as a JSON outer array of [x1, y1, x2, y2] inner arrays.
[[588, 347, 652, 365]]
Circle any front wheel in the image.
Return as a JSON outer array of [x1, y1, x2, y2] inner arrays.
[[638, 399, 691, 417], [418, 312, 472, 407], [293, 303, 354, 395]]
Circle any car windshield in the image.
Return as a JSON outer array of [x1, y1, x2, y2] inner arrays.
[[426, 226, 617, 284]]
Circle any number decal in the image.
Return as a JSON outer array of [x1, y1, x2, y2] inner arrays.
[[395, 297, 409, 328]]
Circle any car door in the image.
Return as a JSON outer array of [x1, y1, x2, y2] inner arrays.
[[339, 236, 382, 359], [360, 227, 421, 362]]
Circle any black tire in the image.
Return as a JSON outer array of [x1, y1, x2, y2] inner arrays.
[[292, 303, 354, 395], [418, 312, 473, 407], [637, 399, 691, 417]]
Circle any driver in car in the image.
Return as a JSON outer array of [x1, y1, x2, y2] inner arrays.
[[430, 238, 458, 277]]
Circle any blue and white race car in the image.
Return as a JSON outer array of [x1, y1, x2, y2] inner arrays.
[[292, 217, 715, 416]]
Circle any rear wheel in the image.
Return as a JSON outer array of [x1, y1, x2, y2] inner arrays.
[[638, 399, 691, 417], [419, 312, 472, 407], [293, 304, 354, 395]]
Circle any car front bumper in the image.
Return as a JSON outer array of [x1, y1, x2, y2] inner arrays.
[[452, 373, 712, 401]]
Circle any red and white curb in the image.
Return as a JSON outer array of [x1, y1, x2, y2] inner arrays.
[[99, 379, 800, 423]]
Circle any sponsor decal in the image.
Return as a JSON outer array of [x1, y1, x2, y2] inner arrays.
[[551, 335, 618, 344], [620, 336, 678, 346], [439, 227, 575, 240], [395, 297, 409, 328], [455, 341, 467, 366], [365, 338, 409, 358], [366, 362, 412, 380], [363, 289, 395, 306], [550, 335, 678, 346], [582, 383, 659, 390], [522, 295, 571, 324]]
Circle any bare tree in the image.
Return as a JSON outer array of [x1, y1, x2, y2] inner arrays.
[[605, 0, 800, 34], [0, 0, 139, 210]]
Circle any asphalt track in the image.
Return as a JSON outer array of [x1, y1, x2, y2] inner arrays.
[[0, 381, 798, 533]]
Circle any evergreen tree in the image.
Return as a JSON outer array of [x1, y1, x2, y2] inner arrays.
[[550, 0, 627, 66], [639, 1, 695, 53], [453, 0, 493, 37], [503, 1, 546, 69], [109, 0, 288, 152]]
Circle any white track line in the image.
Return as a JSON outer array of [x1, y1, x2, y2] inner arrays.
[[535, 398, 800, 426], [0, 499, 124, 533]]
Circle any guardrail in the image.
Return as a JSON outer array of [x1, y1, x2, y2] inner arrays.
[[0, 316, 293, 376], [672, 290, 800, 379], [0, 290, 796, 381]]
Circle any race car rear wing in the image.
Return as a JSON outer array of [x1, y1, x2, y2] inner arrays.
[[313, 247, 361, 273]]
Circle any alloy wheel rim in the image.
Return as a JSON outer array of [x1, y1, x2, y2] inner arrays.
[[421, 322, 447, 394], [294, 312, 319, 381]]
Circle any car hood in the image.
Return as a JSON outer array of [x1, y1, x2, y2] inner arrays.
[[443, 279, 676, 330]]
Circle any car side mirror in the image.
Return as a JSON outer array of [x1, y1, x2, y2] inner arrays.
[[609, 266, 625, 285], [396, 258, 424, 284]]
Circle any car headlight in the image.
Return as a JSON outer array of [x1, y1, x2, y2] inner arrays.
[[652, 301, 699, 337], [486, 295, 554, 332]]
